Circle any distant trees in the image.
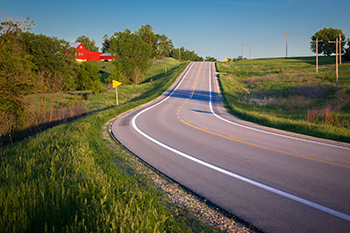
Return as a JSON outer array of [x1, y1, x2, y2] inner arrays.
[[156, 34, 173, 59], [104, 24, 202, 84], [136, 24, 174, 59], [101, 34, 110, 53], [205, 56, 217, 62], [310, 28, 346, 56], [170, 47, 203, 61], [108, 29, 152, 84], [75, 35, 99, 52]]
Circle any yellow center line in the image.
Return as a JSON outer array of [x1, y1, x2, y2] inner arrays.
[[175, 63, 349, 169], [180, 119, 350, 169], [190, 62, 203, 99]]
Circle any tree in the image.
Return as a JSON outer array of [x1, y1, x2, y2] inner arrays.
[[108, 29, 152, 84], [156, 34, 173, 59], [101, 34, 110, 53], [205, 56, 217, 62], [76, 62, 102, 94], [22, 32, 78, 92], [0, 14, 35, 136], [310, 28, 346, 56], [136, 25, 157, 58], [75, 35, 99, 52], [170, 47, 203, 61]]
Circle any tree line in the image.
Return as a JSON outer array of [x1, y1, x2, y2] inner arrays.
[[76, 24, 204, 84], [0, 14, 204, 140]]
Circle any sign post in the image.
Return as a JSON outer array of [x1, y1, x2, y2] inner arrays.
[[112, 80, 122, 105]]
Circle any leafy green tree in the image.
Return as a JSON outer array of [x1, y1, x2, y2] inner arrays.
[[75, 35, 99, 51], [22, 32, 78, 92], [76, 62, 102, 94], [0, 14, 35, 136], [156, 34, 173, 59], [170, 47, 203, 61], [108, 29, 152, 84], [136, 25, 157, 58], [101, 34, 110, 53], [205, 56, 217, 62], [310, 28, 346, 56]]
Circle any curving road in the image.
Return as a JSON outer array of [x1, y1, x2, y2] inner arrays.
[[111, 62, 350, 232]]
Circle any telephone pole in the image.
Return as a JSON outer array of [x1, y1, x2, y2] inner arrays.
[[311, 38, 323, 74], [329, 37, 339, 92], [285, 32, 289, 58], [338, 33, 346, 65]]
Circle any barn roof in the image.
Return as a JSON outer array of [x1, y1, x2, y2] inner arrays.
[[69, 42, 81, 48], [101, 53, 114, 56]]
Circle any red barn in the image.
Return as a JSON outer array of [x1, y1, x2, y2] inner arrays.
[[69, 42, 115, 62]]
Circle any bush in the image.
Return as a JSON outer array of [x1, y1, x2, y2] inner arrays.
[[76, 63, 103, 94]]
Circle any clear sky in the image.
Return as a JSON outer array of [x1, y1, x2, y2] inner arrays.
[[2, 0, 350, 60]]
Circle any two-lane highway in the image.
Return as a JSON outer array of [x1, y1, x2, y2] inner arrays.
[[111, 62, 350, 232]]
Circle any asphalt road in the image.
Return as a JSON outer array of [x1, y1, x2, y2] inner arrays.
[[111, 62, 350, 232]]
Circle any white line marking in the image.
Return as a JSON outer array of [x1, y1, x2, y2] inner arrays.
[[208, 63, 350, 151], [131, 62, 350, 222]]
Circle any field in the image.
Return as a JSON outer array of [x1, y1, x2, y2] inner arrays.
[[216, 56, 350, 142], [0, 58, 227, 232]]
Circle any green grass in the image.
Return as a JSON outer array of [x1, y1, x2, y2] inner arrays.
[[216, 56, 350, 142], [86, 60, 115, 84], [0, 58, 222, 232]]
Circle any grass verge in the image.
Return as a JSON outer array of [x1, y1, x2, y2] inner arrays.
[[0, 58, 226, 232], [216, 57, 350, 142]]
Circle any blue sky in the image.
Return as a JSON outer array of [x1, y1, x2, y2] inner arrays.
[[2, 0, 350, 60]]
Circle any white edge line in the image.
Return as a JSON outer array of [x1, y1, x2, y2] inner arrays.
[[131, 62, 350, 222], [209, 63, 350, 151]]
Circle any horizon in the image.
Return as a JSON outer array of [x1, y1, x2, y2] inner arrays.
[[2, 0, 350, 60]]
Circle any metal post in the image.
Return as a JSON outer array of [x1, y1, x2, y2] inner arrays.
[[285, 32, 289, 58], [116, 86, 119, 105]]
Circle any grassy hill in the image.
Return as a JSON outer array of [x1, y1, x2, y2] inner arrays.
[[216, 56, 350, 142], [0, 58, 226, 232]]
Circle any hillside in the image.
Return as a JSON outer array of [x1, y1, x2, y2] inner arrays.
[[216, 56, 350, 142]]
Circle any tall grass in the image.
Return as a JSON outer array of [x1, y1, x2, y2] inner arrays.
[[0, 58, 221, 232], [216, 57, 350, 142]]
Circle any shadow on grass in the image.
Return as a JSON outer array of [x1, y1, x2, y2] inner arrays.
[[1, 106, 114, 147]]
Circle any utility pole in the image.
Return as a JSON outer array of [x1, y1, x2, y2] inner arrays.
[[241, 43, 243, 60], [285, 32, 289, 58], [179, 49, 181, 61], [338, 33, 346, 65], [329, 37, 339, 92], [311, 38, 323, 74]]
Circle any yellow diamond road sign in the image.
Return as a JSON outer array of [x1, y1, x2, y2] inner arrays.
[[113, 80, 122, 88]]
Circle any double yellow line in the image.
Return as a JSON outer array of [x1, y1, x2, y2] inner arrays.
[[176, 62, 350, 169]]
